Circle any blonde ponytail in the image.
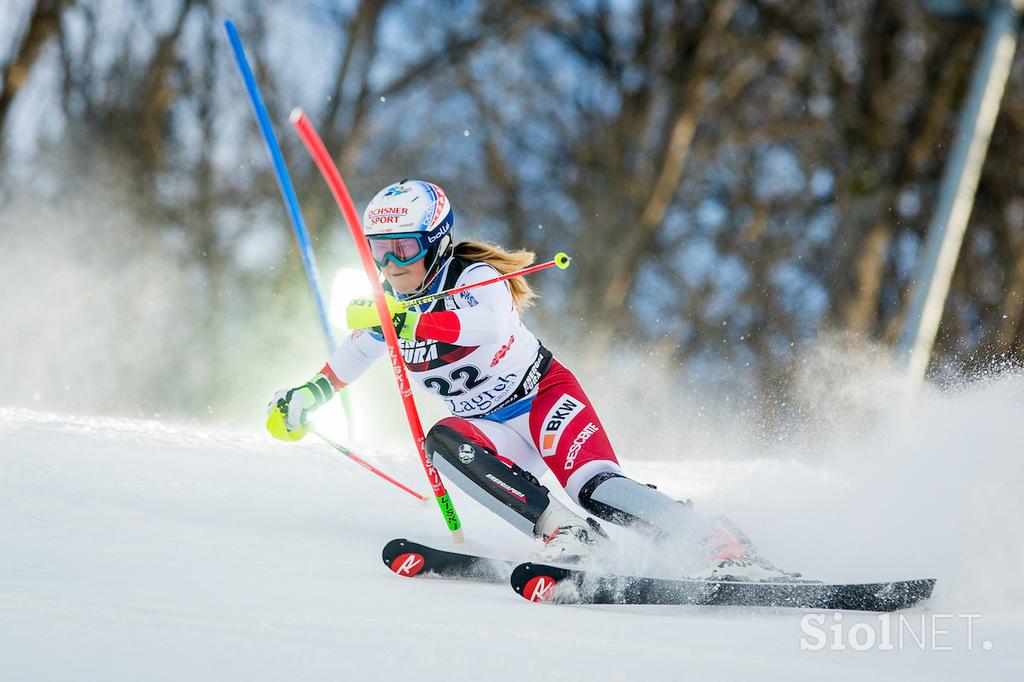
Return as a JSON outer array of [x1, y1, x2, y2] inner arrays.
[[453, 240, 537, 309]]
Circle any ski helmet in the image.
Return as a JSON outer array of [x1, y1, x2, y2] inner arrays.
[[362, 180, 455, 294]]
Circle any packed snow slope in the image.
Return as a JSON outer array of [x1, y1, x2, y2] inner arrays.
[[1, 374, 1022, 681]]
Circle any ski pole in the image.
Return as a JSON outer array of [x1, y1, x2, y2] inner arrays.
[[290, 108, 465, 544], [398, 253, 571, 311], [223, 20, 355, 433], [310, 428, 428, 502]]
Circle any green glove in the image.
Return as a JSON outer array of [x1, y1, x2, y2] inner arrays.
[[346, 293, 420, 341], [390, 310, 420, 341], [265, 374, 335, 441], [346, 293, 402, 328], [266, 404, 307, 441]]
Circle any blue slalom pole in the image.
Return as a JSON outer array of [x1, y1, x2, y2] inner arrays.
[[224, 19, 353, 428]]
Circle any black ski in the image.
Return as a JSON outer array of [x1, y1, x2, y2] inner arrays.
[[511, 562, 936, 612], [382, 538, 515, 583]]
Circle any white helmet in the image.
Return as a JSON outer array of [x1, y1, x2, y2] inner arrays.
[[363, 180, 455, 293]]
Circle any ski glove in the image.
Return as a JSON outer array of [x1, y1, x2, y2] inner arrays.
[[345, 293, 420, 342], [265, 373, 336, 441]]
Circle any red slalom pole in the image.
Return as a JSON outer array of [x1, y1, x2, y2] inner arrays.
[[310, 429, 427, 502], [290, 108, 464, 543], [399, 252, 571, 311]]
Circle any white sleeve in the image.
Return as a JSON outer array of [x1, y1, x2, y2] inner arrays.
[[326, 329, 386, 385], [417, 263, 516, 346]]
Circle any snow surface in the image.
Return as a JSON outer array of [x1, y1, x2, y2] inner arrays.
[[1, 390, 1022, 681]]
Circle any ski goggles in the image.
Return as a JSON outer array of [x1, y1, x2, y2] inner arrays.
[[368, 233, 432, 267]]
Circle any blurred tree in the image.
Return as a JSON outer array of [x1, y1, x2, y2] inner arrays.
[[2, 0, 1023, 423], [0, 0, 73, 143]]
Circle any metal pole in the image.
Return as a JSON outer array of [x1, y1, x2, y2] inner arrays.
[[898, 0, 1023, 385]]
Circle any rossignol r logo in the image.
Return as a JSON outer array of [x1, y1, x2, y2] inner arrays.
[[524, 575, 556, 602], [390, 553, 425, 577], [541, 395, 585, 456]]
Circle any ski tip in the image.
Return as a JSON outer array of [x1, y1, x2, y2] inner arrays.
[[382, 538, 409, 561], [915, 578, 937, 598], [382, 538, 425, 577], [522, 574, 558, 602], [906, 578, 937, 604], [511, 563, 560, 603], [389, 551, 426, 577]]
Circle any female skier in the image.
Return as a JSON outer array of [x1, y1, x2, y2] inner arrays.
[[266, 179, 784, 575]]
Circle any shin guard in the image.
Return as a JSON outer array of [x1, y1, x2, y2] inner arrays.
[[426, 423, 554, 536]]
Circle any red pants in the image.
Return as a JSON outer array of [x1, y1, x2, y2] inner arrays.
[[433, 359, 621, 502]]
